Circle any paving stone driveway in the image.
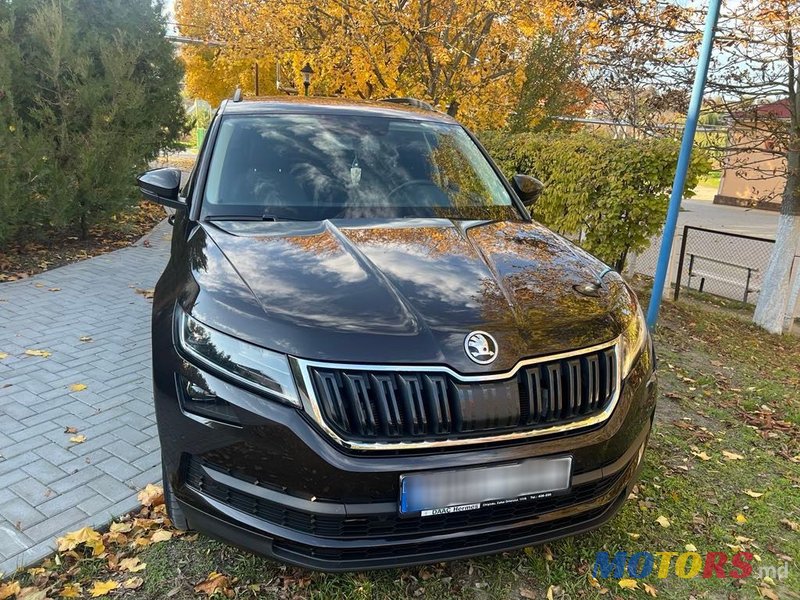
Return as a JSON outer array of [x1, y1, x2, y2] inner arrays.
[[0, 221, 171, 574]]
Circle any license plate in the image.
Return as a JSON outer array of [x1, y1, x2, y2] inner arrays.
[[399, 456, 572, 517]]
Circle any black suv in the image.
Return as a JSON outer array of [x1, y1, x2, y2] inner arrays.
[[138, 96, 656, 570]]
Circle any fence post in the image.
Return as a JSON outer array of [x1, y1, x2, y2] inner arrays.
[[743, 268, 753, 302], [624, 252, 639, 280], [672, 226, 690, 301]]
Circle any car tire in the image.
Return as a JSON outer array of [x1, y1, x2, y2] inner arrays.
[[162, 462, 189, 531]]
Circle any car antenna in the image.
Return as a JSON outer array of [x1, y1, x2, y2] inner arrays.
[[232, 86, 243, 102]]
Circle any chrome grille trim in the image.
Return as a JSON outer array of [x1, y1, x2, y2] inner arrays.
[[293, 337, 622, 451]]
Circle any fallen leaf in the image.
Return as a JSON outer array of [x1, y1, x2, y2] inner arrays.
[[79, 336, 93, 342], [195, 572, 232, 598], [655, 515, 671, 528], [760, 587, 780, 600], [48, 287, 61, 292], [780, 518, 799, 532], [723, 451, 745, 461], [138, 484, 164, 507], [57, 526, 104, 556], [743, 489, 764, 498], [691, 451, 711, 461], [109, 522, 132, 534], [134, 288, 155, 300], [60, 583, 82, 598], [0, 352, 8, 360], [64, 426, 78, 434], [0, 582, 21, 600], [520, 588, 536, 599], [16, 588, 47, 600], [642, 582, 658, 597], [119, 557, 146, 572], [69, 435, 87, 444], [123, 577, 144, 590], [544, 545, 554, 561], [69, 383, 87, 392], [24, 349, 51, 358], [618, 578, 639, 590], [151, 530, 173, 543], [90, 580, 118, 597], [626, 532, 641, 539], [685, 543, 698, 552], [124, 556, 146, 571], [736, 513, 748, 524]]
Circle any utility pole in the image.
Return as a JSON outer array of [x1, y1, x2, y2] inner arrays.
[[253, 62, 260, 96], [646, 0, 722, 329]]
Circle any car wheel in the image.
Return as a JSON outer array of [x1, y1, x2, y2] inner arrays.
[[162, 462, 189, 530]]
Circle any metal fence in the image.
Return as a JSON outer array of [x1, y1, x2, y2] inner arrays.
[[629, 225, 799, 306], [673, 226, 777, 303]]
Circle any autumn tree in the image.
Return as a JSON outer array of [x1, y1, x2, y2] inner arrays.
[[176, 0, 576, 129], [177, 0, 278, 106], [507, 20, 587, 133], [578, 0, 697, 137]]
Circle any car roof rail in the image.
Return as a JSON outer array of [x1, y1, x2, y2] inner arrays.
[[380, 97, 436, 112], [232, 87, 243, 102]]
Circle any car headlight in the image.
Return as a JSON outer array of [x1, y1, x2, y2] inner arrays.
[[176, 309, 301, 407], [602, 271, 648, 378]]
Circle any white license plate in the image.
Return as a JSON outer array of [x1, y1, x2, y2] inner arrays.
[[399, 456, 572, 517]]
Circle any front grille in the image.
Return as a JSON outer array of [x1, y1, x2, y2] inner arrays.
[[307, 344, 617, 442], [185, 457, 629, 540]]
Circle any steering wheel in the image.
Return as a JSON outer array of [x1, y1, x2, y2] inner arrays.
[[386, 180, 444, 202]]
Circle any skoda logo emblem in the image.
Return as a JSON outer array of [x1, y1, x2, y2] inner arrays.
[[464, 331, 498, 365]]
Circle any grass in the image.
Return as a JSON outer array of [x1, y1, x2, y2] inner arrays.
[[3, 291, 799, 600], [692, 171, 722, 201]]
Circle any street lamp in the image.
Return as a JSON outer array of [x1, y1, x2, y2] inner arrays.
[[300, 62, 314, 96]]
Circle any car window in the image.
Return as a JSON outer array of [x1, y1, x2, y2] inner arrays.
[[201, 114, 519, 221]]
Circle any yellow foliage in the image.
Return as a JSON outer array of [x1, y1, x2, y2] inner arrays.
[[56, 527, 105, 556], [89, 580, 118, 598], [176, 0, 576, 128], [177, 0, 277, 106]]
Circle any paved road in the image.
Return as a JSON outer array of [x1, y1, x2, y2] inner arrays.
[[677, 199, 778, 239], [0, 221, 171, 574]]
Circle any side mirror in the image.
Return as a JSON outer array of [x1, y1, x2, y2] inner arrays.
[[512, 174, 544, 207], [137, 168, 185, 209]]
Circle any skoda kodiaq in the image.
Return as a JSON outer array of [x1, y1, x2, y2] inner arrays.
[[137, 96, 656, 570]]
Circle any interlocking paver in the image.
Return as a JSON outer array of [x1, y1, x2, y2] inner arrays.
[[0, 220, 170, 573]]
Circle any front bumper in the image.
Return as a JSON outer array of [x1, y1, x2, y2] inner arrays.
[[154, 333, 656, 570]]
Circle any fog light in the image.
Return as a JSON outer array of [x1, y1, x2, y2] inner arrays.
[[180, 378, 240, 425]]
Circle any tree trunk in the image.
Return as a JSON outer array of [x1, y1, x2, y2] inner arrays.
[[753, 150, 800, 334], [785, 259, 800, 332]]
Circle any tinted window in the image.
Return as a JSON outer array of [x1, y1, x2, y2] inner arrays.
[[202, 114, 519, 221]]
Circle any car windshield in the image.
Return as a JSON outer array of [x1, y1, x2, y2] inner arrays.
[[201, 113, 520, 221]]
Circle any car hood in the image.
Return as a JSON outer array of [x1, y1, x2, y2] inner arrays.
[[184, 219, 631, 374]]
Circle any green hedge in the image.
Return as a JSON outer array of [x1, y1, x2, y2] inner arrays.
[[481, 132, 711, 270]]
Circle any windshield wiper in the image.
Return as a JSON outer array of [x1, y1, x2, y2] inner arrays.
[[205, 214, 279, 222]]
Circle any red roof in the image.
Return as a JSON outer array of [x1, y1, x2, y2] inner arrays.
[[737, 99, 791, 119]]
